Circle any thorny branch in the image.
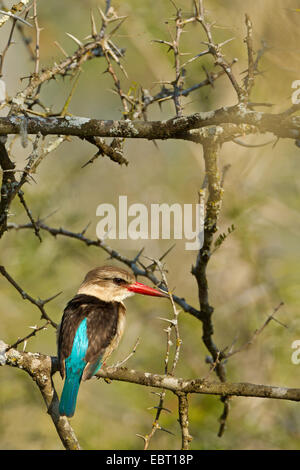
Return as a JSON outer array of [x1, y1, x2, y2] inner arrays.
[[191, 138, 230, 436], [195, 0, 245, 102], [2, 345, 300, 451], [7, 219, 201, 320], [7, 217, 287, 443], [0, 105, 298, 141], [138, 261, 184, 449], [0, 265, 58, 328], [32, 0, 41, 75], [5, 321, 49, 352], [223, 302, 286, 359], [2, 346, 300, 403], [2, 344, 81, 450], [176, 392, 193, 450]]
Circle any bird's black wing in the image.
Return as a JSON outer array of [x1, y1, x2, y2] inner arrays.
[[58, 294, 120, 379]]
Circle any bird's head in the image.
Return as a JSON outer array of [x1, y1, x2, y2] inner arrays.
[[77, 265, 168, 303]]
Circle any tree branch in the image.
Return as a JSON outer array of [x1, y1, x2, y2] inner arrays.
[[96, 366, 300, 402], [7, 220, 201, 321], [191, 138, 229, 435], [2, 344, 81, 450], [175, 392, 193, 450], [0, 265, 58, 328], [1, 104, 299, 142], [2, 346, 300, 408]]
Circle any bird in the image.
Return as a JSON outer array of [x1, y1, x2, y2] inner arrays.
[[57, 265, 167, 417]]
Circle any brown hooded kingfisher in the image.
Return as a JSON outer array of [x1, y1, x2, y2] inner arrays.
[[57, 265, 167, 417]]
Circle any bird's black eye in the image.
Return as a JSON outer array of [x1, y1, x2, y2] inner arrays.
[[113, 277, 125, 285]]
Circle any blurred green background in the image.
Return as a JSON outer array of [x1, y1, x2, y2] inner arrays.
[[0, 0, 300, 450]]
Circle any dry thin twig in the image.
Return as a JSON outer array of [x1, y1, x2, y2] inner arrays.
[[223, 302, 286, 359], [5, 321, 49, 352], [176, 392, 193, 450], [0, 265, 58, 328], [32, 0, 42, 75], [139, 261, 182, 449]]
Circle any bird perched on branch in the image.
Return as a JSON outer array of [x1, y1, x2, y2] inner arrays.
[[57, 265, 167, 417]]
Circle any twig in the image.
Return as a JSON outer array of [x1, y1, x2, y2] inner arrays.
[[218, 396, 230, 437], [224, 302, 285, 359], [0, 7, 32, 28], [244, 14, 255, 97], [7, 220, 202, 321], [112, 337, 140, 368], [32, 0, 42, 75], [0, 16, 17, 77], [0, 265, 58, 328], [5, 321, 49, 352], [233, 138, 275, 148], [0, 138, 17, 238], [139, 261, 181, 449], [176, 392, 193, 450], [171, 7, 184, 116], [1, 104, 299, 141], [82, 136, 128, 167], [18, 190, 42, 241], [196, 0, 245, 101], [94, 363, 300, 402], [142, 391, 167, 450], [3, 346, 81, 450], [191, 137, 231, 436]]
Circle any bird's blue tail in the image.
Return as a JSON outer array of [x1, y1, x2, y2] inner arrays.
[[59, 371, 82, 418], [59, 317, 88, 417]]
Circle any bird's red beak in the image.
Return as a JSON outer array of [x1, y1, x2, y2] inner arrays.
[[127, 281, 168, 298]]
